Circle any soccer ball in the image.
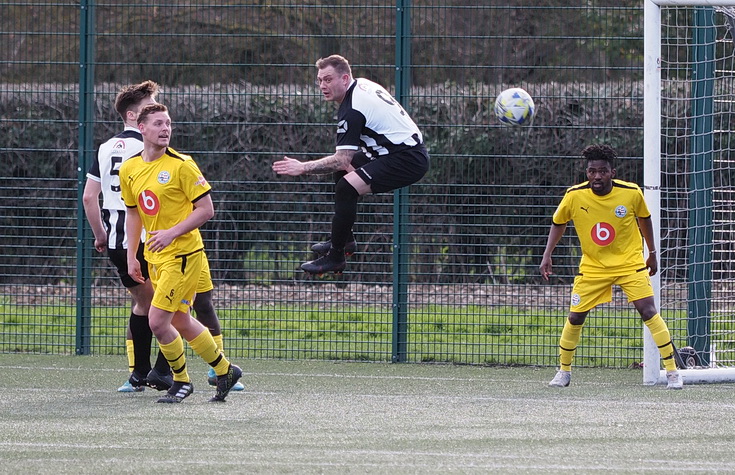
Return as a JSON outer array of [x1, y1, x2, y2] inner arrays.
[[494, 87, 535, 126]]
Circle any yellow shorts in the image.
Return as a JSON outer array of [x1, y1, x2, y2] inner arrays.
[[570, 270, 654, 313], [197, 253, 214, 293], [149, 250, 204, 313]]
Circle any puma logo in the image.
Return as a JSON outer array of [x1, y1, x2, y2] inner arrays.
[[580, 206, 590, 213]]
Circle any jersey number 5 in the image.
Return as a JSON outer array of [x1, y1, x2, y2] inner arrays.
[[110, 155, 123, 192]]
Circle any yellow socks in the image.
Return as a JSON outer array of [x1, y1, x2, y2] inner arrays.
[[559, 319, 583, 371], [158, 330, 231, 383], [189, 330, 230, 376], [159, 336, 189, 383], [644, 313, 677, 372], [125, 339, 135, 373], [213, 333, 225, 356]]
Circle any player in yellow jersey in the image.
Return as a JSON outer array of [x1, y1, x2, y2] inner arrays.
[[540, 144, 682, 390], [120, 103, 241, 403]]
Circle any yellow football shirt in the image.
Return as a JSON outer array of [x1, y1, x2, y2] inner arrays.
[[120, 147, 211, 265], [552, 179, 651, 276]]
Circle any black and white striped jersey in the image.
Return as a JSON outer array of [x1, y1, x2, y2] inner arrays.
[[86, 127, 144, 250], [336, 78, 423, 158]]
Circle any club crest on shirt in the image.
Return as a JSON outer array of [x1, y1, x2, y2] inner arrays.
[[337, 120, 348, 134], [113, 140, 126, 151], [615, 205, 627, 218], [571, 293, 581, 307], [157, 171, 171, 184]]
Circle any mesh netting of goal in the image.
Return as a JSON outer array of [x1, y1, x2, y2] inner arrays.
[[646, 1, 735, 384]]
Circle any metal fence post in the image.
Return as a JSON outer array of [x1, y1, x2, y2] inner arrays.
[[76, 0, 96, 355], [392, 0, 411, 363]]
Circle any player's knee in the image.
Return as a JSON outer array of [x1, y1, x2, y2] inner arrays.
[[147, 315, 168, 338], [192, 292, 220, 330], [639, 309, 657, 321], [568, 312, 587, 325], [634, 298, 658, 321], [335, 178, 359, 201], [192, 293, 212, 314], [192, 302, 216, 323]]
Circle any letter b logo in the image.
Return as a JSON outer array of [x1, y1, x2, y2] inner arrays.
[[138, 190, 160, 216], [591, 222, 615, 246]]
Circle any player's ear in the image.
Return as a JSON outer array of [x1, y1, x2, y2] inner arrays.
[[611, 168, 616, 178]]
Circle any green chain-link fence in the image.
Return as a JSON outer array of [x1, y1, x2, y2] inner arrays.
[[1, 1, 655, 366]]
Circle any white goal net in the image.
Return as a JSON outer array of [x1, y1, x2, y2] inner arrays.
[[645, 0, 735, 384]]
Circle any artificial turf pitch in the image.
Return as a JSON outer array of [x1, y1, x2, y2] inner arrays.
[[1, 354, 734, 474]]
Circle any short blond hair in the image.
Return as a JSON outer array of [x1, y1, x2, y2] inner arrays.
[[315, 54, 352, 77]]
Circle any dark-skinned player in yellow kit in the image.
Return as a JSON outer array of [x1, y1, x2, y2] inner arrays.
[[540, 144, 682, 390]]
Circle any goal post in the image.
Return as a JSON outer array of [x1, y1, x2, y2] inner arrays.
[[644, 0, 735, 385]]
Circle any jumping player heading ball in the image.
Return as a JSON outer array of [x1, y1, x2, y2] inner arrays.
[[272, 54, 430, 275]]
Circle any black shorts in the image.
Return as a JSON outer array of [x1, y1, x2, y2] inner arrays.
[[352, 144, 429, 194], [107, 245, 149, 288]]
